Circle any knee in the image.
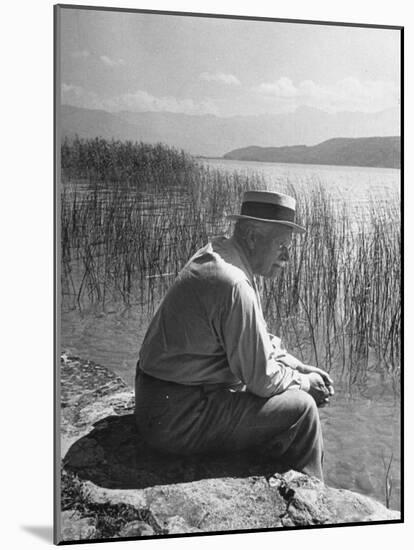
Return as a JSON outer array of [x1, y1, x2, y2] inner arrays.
[[299, 389, 317, 409], [290, 390, 319, 422], [265, 389, 318, 428]]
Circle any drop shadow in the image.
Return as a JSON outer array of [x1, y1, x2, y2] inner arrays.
[[21, 525, 53, 543], [63, 414, 282, 490]]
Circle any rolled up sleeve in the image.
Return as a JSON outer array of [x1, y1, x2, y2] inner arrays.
[[221, 280, 306, 397]]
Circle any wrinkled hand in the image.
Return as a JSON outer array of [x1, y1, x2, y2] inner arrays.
[[307, 373, 333, 408], [296, 364, 334, 400]]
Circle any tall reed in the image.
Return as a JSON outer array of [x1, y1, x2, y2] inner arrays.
[[61, 138, 400, 388]]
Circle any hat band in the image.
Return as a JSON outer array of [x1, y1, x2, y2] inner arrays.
[[241, 201, 295, 223]]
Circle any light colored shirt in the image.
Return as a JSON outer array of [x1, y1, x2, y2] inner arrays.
[[139, 236, 309, 398]]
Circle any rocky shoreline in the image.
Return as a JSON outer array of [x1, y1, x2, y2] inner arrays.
[[58, 353, 400, 543]]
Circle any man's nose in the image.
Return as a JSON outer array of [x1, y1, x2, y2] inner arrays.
[[279, 245, 289, 261]]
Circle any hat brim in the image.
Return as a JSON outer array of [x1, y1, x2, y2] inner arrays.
[[227, 214, 306, 234]]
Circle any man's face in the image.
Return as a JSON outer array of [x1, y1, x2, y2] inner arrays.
[[250, 225, 293, 278]]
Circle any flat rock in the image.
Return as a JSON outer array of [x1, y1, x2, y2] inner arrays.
[[61, 510, 97, 541], [118, 521, 154, 537], [58, 353, 400, 542]]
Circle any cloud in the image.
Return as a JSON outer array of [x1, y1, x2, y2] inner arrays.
[[256, 76, 399, 113], [71, 50, 90, 59], [61, 83, 84, 95], [100, 55, 126, 67], [111, 90, 219, 115], [199, 72, 241, 86], [61, 83, 102, 110], [61, 83, 219, 116], [257, 77, 297, 98]]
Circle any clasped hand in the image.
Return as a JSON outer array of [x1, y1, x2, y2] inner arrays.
[[296, 364, 335, 407]]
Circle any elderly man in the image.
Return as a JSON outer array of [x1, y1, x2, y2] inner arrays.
[[135, 190, 333, 480]]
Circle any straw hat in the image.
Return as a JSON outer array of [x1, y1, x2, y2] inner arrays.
[[227, 190, 305, 233]]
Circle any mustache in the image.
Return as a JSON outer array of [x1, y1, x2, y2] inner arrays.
[[278, 252, 289, 262]]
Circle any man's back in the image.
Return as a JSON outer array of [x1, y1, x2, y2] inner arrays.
[[138, 236, 251, 387]]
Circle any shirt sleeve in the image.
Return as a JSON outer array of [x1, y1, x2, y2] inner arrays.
[[268, 334, 304, 369], [220, 280, 308, 397]]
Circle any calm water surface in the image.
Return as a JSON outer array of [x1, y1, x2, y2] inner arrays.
[[200, 158, 400, 202], [61, 160, 401, 511]]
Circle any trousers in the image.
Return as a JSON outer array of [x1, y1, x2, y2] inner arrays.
[[135, 370, 324, 480]]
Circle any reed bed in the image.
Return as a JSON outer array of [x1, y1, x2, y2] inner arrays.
[[61, 138, 400, 388]]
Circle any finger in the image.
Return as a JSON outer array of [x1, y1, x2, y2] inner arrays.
[[311, 366, 332, 382], [318, 371, 334, 385], [321, 388, 331, 400], [317, 383, 331, 397]]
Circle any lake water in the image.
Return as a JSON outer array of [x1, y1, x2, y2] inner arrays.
[[199, 158, 400, 202], [61, 160, 401, 511]]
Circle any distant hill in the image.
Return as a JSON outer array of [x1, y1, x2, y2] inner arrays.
[[60, 104, 400, 158], [223, 137, 400, 169]]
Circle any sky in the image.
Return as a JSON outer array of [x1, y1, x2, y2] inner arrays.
[[59, 7, 401, 118]]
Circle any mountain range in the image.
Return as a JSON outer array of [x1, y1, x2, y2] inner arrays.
[[60, 104, 400, 159], [224, 137, 400, 169]]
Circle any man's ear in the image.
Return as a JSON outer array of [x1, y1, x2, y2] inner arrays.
[[245, 226, 256, 252]]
